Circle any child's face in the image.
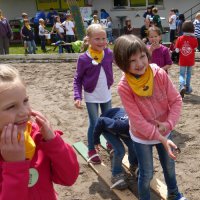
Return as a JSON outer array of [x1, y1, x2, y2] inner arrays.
[[0, 81, 31, 134], [128, 51, 149, 75], [148, 30, 161, 46], [88, 30, 107, 51]]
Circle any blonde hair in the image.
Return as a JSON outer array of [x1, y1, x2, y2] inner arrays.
[[86, 24, 105, 37], [195, 12, 200, 19], [0, 65, 21, 84]]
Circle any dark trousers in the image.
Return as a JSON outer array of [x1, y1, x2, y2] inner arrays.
[[40, 35, 46, 51], [65, 35, 75, 53]]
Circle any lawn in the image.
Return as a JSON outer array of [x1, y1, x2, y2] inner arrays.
[[9, 43, 56, 54]]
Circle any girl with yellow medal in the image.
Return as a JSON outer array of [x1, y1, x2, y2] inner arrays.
[[0, 65, 79, 200], [73, 24, 114, 164], [114, 34, 187, 200]]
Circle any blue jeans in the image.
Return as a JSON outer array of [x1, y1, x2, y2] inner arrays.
[[27, 40, 36, 54], [103, 133, 137, 176], [179, 66, 192, 90], [86, 100, 112, 151], [134, 138, 179, 200]]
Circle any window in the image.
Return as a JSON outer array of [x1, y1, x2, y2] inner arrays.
[[114, 0, 163, 8], [114, 0, 128, 7]]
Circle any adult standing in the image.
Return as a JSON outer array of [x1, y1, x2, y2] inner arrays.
[[0, 9, 13, 54], [193, 12, 200, 51]]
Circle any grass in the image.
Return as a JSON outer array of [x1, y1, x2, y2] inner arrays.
[[9, 43, 56, 54], [9, 43, 114, 54]]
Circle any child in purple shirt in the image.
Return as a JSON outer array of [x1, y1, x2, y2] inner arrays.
[[148, 26, 172, 73]]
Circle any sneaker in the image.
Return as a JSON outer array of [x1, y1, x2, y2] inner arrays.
[[110, 173, 128, 190], [185, 87, 192, 95], [87, 149, 101, 164], [180, 86, 186, 99], [167, 192, 188, 200], [129, 164, 139, 179]]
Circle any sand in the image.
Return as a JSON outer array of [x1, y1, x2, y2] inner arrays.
[[8, 62, 200, 200]]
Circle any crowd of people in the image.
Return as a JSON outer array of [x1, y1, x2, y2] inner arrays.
[[0, 5, 200, 200]]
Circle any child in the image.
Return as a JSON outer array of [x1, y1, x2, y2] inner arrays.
[[91, 15, 100, 24], [168, 9, 177, 43], [54, 15, 65, 53], [62, 14, 75, 53], [170, 36, 179, 64], [124, 18, 134, 35], [148, 26, 172, 73], [152, 7, 163, 33], [114, 34, 187, 200], [94, 107, 138, 190], [193, 12, 200, 51], [21, 19, 37, 54], [175, 20, 198, 98], [0, 65, 79, 199], [20, 12, 29, 54], [38, 18, 49, 52], [73, 24, 113, 164]]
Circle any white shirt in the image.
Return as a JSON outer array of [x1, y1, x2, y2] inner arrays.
[[84, 66, 111, 103], [169, 14, 176, 30], [62, 20, 75, 35], [55, 22, 65, 33]]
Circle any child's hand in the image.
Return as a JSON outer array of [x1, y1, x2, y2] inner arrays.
[[159, 135, 178, 160], [155, 120, 167, 134], [0, 124, 25, 162], [74, 100, 83, 109], [31, 110, 55, 141]]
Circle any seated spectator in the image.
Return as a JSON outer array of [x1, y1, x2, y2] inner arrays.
[[140, 18, 151, 44], [124, 18, 134, 35]]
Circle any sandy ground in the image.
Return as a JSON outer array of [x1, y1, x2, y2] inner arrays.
[[7, 62, 200, 200]]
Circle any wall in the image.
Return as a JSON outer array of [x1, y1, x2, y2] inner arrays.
[[92, 0, 200, 29], [1, 0, 37, 20]]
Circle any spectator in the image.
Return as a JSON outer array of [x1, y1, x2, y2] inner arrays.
[[140, 18, 151, 44], [176, 14, 185, 36], [100, 9, 110, 19], [38, 18, 49, 53], [106, 16, 114, 44], [193, 12, 200, 51], [91, 15, 100, 24], [168, 8, 177, 42], [47, 8, 58, 26], [152, 7, 163, 33], [33, 10, 46, 44], [20, 12, 29, 54], [54, 15, 65, 53], [62, 14, 75, 53], [124, 18, 134, 35], [0, 9, 13, 54], [143, 6, 154, 20], [21, 19, 37, 54]]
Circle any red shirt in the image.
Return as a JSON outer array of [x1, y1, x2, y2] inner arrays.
[[176, 35, 198, 66]]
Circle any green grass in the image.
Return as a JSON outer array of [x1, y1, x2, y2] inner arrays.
[[9, 43, 114, 54], [9, 44, 56, 54]]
